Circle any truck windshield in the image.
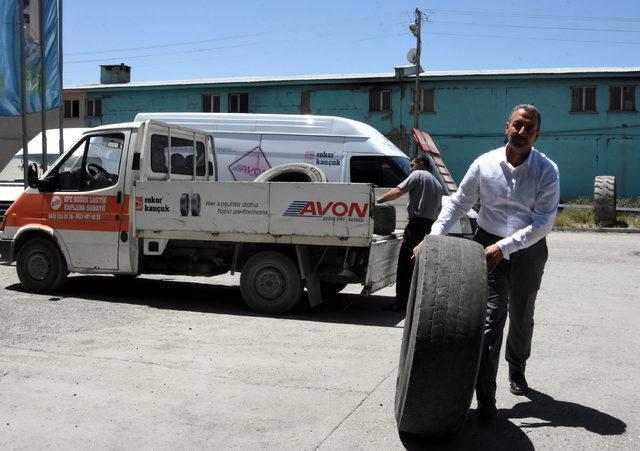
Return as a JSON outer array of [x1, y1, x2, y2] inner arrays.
[[0, 154, 61, 183]]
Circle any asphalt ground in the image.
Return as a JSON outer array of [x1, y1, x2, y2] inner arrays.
[[0, 231, 638, 450]]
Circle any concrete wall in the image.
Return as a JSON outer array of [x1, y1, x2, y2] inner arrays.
[[74, 71, 640, 198]]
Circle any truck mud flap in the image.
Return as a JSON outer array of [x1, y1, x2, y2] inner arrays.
[[361, 233, 403, 296]]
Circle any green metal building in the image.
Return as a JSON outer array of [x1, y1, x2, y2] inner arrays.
[[65, 65, 640, 198]]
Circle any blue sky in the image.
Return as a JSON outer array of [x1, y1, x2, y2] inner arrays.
[[63, 0, 640, 85]]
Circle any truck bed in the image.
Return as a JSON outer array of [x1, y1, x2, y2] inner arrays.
[[134, 181, 376, 247]]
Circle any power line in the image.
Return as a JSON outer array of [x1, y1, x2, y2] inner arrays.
[[427, 31, 640, 46], [423, 8, 640, 23], [429, 19, 640, 34]]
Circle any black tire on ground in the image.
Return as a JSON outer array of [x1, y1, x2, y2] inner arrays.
[[240, 251, 303, 314], [254, 163, 328, 183], [373, 204, 396, 235], [395, 235, 487, 437], [319, 281, 348, 302], [16, 238, 68, 293], [594, 175, 616, 227]]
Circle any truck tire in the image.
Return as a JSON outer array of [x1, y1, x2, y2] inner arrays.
[[395, 235, 487, 437], [240, 251, 303, 314], [16, 238, 68, 293], [254, 163, 328, 183], [594, 175, 616, 227], [373, 204, 396, 235]]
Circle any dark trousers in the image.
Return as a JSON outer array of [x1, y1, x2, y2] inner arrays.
[[473, 227, 549, 404], [395, 217, 434, 308]]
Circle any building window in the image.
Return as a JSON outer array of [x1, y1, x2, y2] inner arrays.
[[609, 86, 636, 112], [64, 99, 79, 118], [369, 88, 392, 112], [571, 86, 596, 112], [202, 94, 221, 112], [412, 89, 434, 113], [86, 99, 102, 117], [228, 93, 249, 113]]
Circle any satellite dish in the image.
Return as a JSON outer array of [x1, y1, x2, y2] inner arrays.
[[407, 48, 417, 65]]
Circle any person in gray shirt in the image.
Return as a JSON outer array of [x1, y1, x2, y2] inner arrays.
[[376, 154, 444, 311]]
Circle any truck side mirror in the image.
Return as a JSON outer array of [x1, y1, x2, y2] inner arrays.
[[26, 162, 39, 188]]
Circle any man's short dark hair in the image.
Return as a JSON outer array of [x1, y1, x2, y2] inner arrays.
[[510, 104, 542, 130], [413, 154, 432, 171]]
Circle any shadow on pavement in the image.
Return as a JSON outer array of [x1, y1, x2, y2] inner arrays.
[[506, 389, 627, 435], [399, 388, 626, 450], [399, 410, 534, 451], [6, 274, 403, 328]]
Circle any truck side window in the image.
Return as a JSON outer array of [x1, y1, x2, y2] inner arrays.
[[56, 134, 124, 191], [350, 156, 410, 187], [151, 134, 206, 176]]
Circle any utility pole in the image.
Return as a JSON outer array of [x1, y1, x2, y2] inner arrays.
[[410, 8, 422, 157]]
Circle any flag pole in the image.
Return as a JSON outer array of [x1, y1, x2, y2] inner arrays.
[[18, 0, 29, 188], [39, 0, 47, 171], [58, 0, 63, 155]]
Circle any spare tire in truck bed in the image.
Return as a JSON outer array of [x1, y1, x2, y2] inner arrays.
[[373, 204, 396, 235], [395, 235, 487, 437], [254, 163, 328, 183]]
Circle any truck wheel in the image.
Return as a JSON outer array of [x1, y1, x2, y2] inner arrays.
[[254, 163, 328, 183], [395, 235, 487, 437], [16, 238, 68, 293], [240, 251, 303, 314], [594, 175, 616, 227], [373, 204, 396, 235]]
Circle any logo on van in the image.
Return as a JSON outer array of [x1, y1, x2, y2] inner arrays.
[[283, 201, 369, 218], [228, 145, 272, 181], [50, 195, 62, 211], [314, 151, 341, 167]]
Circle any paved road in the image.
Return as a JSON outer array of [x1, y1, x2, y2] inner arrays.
[[0, 231, 638, 449]]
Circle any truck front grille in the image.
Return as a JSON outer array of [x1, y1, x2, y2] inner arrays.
[[0, 200, 14, 223]]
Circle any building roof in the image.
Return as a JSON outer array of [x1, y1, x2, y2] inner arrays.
[[66, 66, 640, 91]]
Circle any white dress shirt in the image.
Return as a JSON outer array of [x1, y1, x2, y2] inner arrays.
[[431, 146, 560, 258]]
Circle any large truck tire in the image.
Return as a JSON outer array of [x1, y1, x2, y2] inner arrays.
[[240, 251, 303, 314], [16, 238, 68, 293], [594, 175, 616, 227], [254, 163, 328, 183], [373, 204, 396, 235], [395, 235, 487, 437]]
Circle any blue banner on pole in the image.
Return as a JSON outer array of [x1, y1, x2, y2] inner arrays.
[[0, 0, 61, 116]]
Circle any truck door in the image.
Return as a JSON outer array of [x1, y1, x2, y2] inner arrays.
[[41, 131, 129, 270]]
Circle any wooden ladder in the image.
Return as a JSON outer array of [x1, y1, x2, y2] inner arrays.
[[412, 128, 458, 195]]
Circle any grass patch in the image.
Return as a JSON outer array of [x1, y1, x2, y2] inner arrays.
[[555, 207, 640, 228], [555, 207, 595, 228], [617, 214, 640, 228]]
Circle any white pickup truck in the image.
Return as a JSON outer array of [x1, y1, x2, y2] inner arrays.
[[0, 120, 401, 313]]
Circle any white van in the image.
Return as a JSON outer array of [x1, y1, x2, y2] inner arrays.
[[133, 113, 475, 235], [133, 112, 411, 185], [0, 128, 88, 221]]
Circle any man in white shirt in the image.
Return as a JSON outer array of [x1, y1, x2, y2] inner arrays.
[[377, 154, 444, 311], [427, 104, 560, 418]]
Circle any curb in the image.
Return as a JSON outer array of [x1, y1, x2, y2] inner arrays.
[[553, 227, 640, 234]]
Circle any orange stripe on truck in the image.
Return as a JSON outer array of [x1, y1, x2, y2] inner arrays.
[[4, 192, 129, 232]]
